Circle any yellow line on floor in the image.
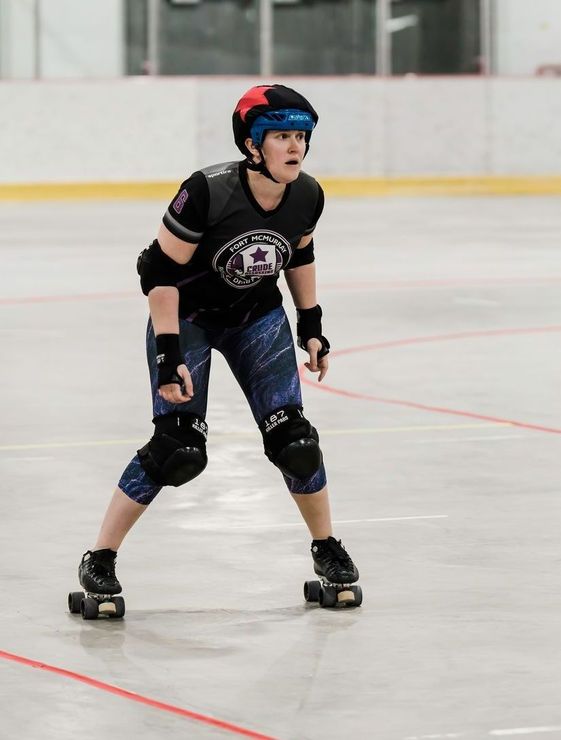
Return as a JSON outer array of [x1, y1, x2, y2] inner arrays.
[[2, 177, 561, 201], [0, 422, 512, 452]]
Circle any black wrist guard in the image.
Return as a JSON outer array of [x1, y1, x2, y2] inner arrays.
[[296, 305, 331, 359], [155, 334, 183, 387]]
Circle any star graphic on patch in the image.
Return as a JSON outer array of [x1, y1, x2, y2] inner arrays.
[[250, 247, 269, 263]]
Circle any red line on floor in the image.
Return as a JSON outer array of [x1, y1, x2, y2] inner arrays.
[[329, 325, 561, 357], [321, 276, 561, 289], [3, 277, 561, 305], [0, 291, 138, 305], [0, 649, 278, 740], [301, 325, 561, 435]]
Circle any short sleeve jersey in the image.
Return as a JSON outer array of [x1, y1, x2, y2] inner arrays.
[[162, 160, 324, 329]]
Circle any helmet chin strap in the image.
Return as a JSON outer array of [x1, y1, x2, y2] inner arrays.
[[246, 146, 281, 184], [246, 138, 311, 183]]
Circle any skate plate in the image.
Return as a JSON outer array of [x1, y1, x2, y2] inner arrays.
[[303, 578, 362, 608], [68, 591, 125, 620]]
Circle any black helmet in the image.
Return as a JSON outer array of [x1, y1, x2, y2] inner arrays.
[[232, 84, 318, 160]]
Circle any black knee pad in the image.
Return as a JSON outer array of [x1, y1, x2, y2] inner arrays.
[[137, 413, 208, 487], [259, 405, 323, 480]]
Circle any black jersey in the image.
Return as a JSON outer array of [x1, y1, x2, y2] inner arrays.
[[162, 160, 324, 329]]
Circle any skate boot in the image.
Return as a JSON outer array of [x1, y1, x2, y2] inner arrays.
[[79, 549, 122, 594], [304, 537, 362, 608], [68, 549, 125, 620]]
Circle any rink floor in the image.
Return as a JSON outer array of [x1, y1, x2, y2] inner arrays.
[[1, 195, 561, 740]]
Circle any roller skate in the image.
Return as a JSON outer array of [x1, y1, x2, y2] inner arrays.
[[303, 536, 362, 608], [68, 549, 125, 620]]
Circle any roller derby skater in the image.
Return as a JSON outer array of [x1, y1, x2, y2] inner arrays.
[[69, 83, 361, 619]]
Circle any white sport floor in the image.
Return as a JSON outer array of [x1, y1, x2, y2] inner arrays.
[[1, 195, 561, 740]]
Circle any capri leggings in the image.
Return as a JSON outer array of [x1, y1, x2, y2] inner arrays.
[[118, 306, 327, 504]]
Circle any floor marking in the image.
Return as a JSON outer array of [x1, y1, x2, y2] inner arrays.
[[404, 734, 463, 739], [0, 649, 278, 740], [0, 439, 146, 452], [489, 728, 561, 737], [0, 291, 138, 305], [0, 456, 54, 462], [321, 423, 510, 436], [302, 326, 561, 436], [404, 728, 561, 740], [414, 434, 527, 444], [0, 439, 147, 451], [326, 326, 561, 359], [321, 277, 561, 290], [0, 423, 509, 452], [304, 383, 561, 436], [332, 514, 448, 525], [454, 297, 500, 307], [178, 514, 448, 531], [3, 277, 561, 306]]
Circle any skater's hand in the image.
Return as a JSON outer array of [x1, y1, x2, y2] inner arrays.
[[158, 364, 194, 403], [304, 338, 329, 382]]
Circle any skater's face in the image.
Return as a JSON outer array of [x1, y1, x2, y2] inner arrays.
[[245, 130, 307, 184]]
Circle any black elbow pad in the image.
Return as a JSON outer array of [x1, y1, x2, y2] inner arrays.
[[136, 240, 182, 296], [286, 239, 315, 270]]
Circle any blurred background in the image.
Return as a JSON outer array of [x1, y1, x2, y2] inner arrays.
[[0, 0, 561, 79], [0, 0, 560, 188], [2, 0, 561, 78]]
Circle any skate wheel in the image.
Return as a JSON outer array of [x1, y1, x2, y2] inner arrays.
[[318, 585, 337, 608], [111, 596, 125, 619], [80, 597, 99, 620], [304, 580, 321, 603], [350, 585, 363, 607], [68, 591, 84, 614]]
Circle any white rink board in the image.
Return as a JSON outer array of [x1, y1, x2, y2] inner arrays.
[[385, 77, 488, 176], [490, 78, 561, 174], [0, 79, 198, 183], [1, 77, 561, 183]]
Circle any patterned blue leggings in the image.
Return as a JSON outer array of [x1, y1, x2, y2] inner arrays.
[[118, 306, 327, 504]]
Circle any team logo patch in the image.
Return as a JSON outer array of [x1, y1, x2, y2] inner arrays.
[[213, 230, 292, 289], [173, 189, 188, 214]]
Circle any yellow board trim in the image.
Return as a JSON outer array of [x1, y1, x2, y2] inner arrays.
[[1, 176, 561, 201], [322, 176, 561, 197], [0, 182, 177, 201]]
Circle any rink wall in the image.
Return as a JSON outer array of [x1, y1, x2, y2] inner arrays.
[[1, 76, 561, 198]]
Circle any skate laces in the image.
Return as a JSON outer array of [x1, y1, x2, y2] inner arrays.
[[84, 550, 117, 578], [315, 538, 353, 567]]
